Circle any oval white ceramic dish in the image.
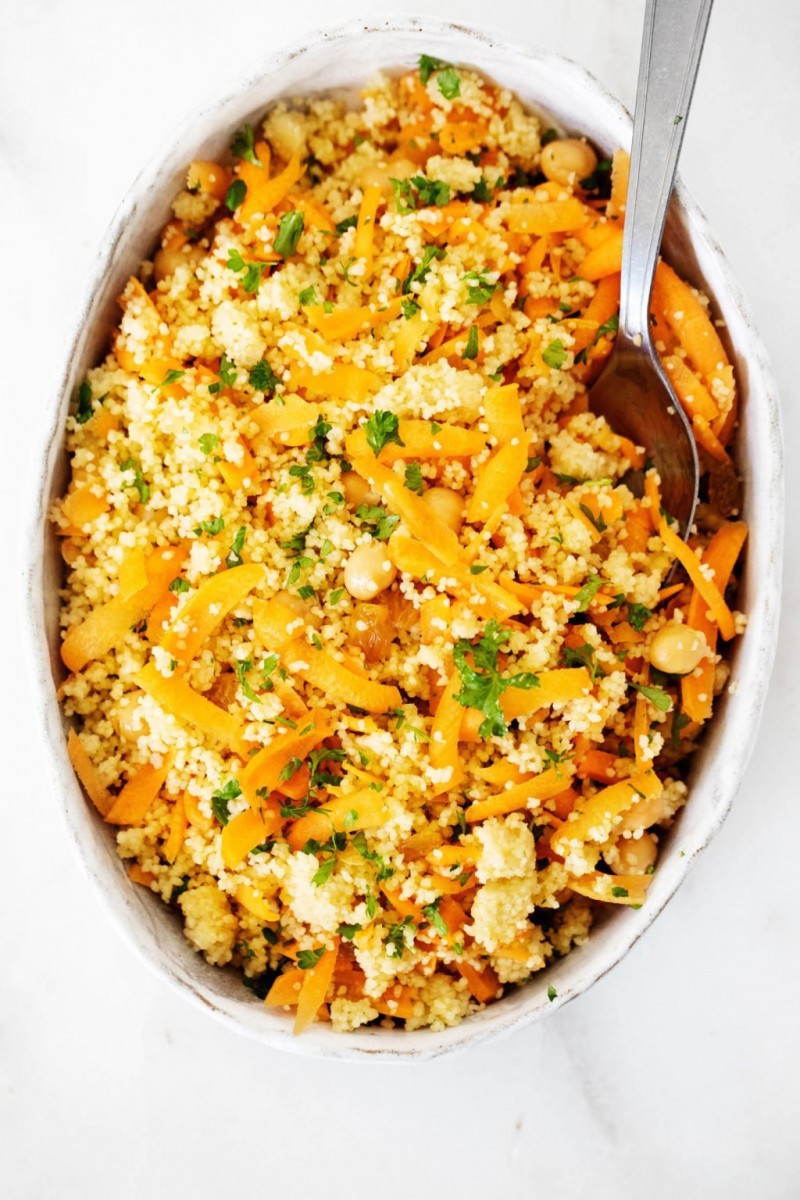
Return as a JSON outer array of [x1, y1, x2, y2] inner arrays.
[[25, 16, 783, 1061]]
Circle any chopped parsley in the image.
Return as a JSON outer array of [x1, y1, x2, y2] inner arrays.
[[297, 947, 325, 970], [75, 381, 94, 424], [575, 313, 619, 364], [453, 619, 540, 739], [632, 682, 673, 712], [225, 525, 246, 568], [298, 285, 318, 306], [231, 123, 260, 164], [403, 461, 424, 495], [611, 885, 629, 898], [156, 369, 185, 390], [226, 248, 268, 293], [422, 899, 448, 938], [542, 339, 568, 370], [391, 175, 451, 212], [561, 642, 605, 683], [273, 209, 304, 257], [225, 178, 247, 211], [193, 516, 225, 536], [627, 602, 654, 632], [168, 577, 191, 595], [337, 923, 362, 940], [464, 270, 499, 304], [385, 915, 416, 958], [355, 503, 399, 541], [364, 410, 404, 457], [211, 779, 241, 826], [334, 214, 358, 236], [547, 984, 558, 1002], [463, 324, 479, 360], [248, 359, 280, 395], [401, 297, 420, 320], [234, 658, 261, 704], [402, 244, 446, 293], [120, 458, 150, 504], [198, 433, 219, 455], [574, 574, 604, 612]]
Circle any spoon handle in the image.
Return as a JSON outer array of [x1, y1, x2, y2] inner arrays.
[[619, 0, 714, 341]]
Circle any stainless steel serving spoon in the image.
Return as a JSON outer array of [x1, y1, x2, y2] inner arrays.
[[588, 0, 714, 536]]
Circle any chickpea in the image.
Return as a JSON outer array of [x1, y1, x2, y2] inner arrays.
[[113, 692, 149, 742], [540, 138, 598, 187], [342, 472, 379, 508], [153, 242, 204, 283], [423, 486, 464, 532], [609, 831, 658, 876], [649, 622, 707, 676], [361, 157, 417, 197], [344, 543, 397, 600]]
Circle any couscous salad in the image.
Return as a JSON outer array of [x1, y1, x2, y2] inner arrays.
[[54, 59, 746, 1033]]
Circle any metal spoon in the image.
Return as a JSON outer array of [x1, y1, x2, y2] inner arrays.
[[588, 0, 714, 536]]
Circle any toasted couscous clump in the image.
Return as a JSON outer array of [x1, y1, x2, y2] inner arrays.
[[55, 57, 746, 1034]]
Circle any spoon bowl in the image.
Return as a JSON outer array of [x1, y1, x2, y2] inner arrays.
[[588, 330, 699, 531]]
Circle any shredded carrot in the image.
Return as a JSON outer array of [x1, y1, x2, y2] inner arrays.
[[160, 564, 266, 668], [240, 153, 302, 224], [135, 663, 247, 753], [682, 521, 747, 722], [238, 718, 335, 810], [61, 545, 186, 673], [430, 674, 467, 797], [67, 729, 112, 816], [61, 487, 109, 529], [456, 960, 501, 1004], [105, 756, 172, 826], [568, 871, 651, 905], [285, 787, 390, 852], [353, 183, 384, 275], [345, 419, 485, 462], [162, 794, 187, 863], [465, 438, 529, 525], [551, 771, 662, 859], [221, 800, 284, 869], [351, 456, 461, 565], [281, 638, 402, 713], [658, 517, 736, 640], [466, 767, 574, 823], [234, 884, 280, 922]]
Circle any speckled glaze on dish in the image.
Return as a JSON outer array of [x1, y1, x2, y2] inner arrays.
[[24, 17, 783, 1061]]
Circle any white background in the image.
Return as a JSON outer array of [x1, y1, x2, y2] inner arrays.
[[2, 1, 799, 1196]]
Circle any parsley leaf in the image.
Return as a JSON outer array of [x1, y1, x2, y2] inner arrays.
[[273, 209, 304, 257], [225, 525, 246, 568], [248, 359, 280, 395], [453, 620, 539, 739], [401, 297, 420, 320], [225, 178, 247, 211], [211, 779, 241, 826], [464, 270, 499, 304], [365, 410, 404, 457], [561, 642, 605, 683], [297, 947, 325, 970], [337, 923, 362, 940], [575, 312, 619, 364], [234, 658, 261, 704], [574, 574, 604, 612], [463, 324, 479, 360], [422, 899, 448, 937], [198, 433, 219, 455], [411, 175, 451, 207], [75, 381, 94, 424], [230, 123, 259, 165], [168, 577, 190, 595], [403, 461, 424, 494], [436, 66, 461, 100], [402, 244, 445, 293], [627, 602, 654, 632], [385, 915, 416, 958], [632, 682, 673, 712], [120, 458, 150, 504], [334, 214, 358, 236], [542, 339, 568, 370], [547, 984, 558, 1001], [355, 504, 399, 541], [418, 54, 449, 84], [193, 516, 225, 536]]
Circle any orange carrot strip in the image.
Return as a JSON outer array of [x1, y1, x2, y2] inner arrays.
[[551, 771, 661, 859], [662, 354, 719, 421], [239, 719, 335, 810], [387, 533, 523, 620], [294, 941, 340, 1034], [568, 871, 651, 905], [345, 419, 485, 462], [305, 298, 401, 341], [504, 198, 587, 235], [285, 787, 390, 852], [61, 545, 186, 673], [658, 517, 736, 640], [162, 794, 187, 863], [430, 674, 466, 797], [128, 863, 156, 887], [221, 801, 284, 869], [281, 639, 401, 713], [240, 153, 302, 223], [682, 521, 747, 722], [692, 414, 732, 464], [105, 756, 172, 826], [352, 457, 461, 565], [580, 229, 623, 281], [135, 663, 247, 752], [466, 767, 573, 823], [456, 960, 501, 1003], [652, 261, 730, 381], [288, 361, 384, 403], [606, 149, 630, 218], [265, 968, 305, 1008], [160, 564, 266, 668], [466, 439, 529, 525], [234, 883, 280, 923], [483, 384, 525, 444], [118, 547, 149, 600], [500, 668, 592, 720], [67, 729, 113, 816]]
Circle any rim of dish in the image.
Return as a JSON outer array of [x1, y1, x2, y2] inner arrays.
[[23, 14, 784, 1061]]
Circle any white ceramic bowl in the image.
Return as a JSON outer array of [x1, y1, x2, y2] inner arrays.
[[25, 16, 783, 1061]]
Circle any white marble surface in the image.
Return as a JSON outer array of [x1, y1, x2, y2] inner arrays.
[[2, 0, 799, 1195]]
